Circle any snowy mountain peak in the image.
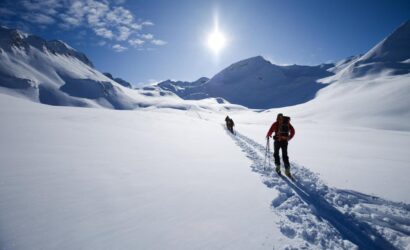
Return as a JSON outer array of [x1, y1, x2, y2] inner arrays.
[[361, 20, 410, 64], [0, 26, 93, 67], [0, 26, 28, 49], [158, 76, 209, 87], [196, 77, 210, 83], [103, 72, 132, 88], [0, 26, 28, 38], [46, 39, 76, 53], [335, 20, 410, 79], [246, 55, 269, 62], [158, 55, 333, 108], [227, 55, 271, 70], [249, 55, 268, 62], [157, 76, 211, 100], [0, 26, 140, 109], [44, 40, 93, 67]]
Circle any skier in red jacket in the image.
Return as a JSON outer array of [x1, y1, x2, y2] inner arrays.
[[266, 113, 295, 177]]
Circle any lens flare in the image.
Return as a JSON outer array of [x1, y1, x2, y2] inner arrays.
[[207, 15, 226, 55]]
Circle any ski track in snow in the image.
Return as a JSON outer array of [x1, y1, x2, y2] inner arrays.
[[225, 127, 410, 250]]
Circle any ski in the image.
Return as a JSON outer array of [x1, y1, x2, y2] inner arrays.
[[285, 174, 295, 182]]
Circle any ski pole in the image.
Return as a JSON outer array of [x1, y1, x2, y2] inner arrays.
[[267, 139, 271, 168], [264, 138, 270, 169]]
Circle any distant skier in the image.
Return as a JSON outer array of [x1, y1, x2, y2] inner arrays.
[[225, 116, 235, 134], [266, 113, 295, 178]]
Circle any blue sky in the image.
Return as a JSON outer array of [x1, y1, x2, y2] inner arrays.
[[1, 0, 409, 86]]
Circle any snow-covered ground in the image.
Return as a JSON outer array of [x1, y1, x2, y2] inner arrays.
[[0, 94, 280, 249], [1, 20, 410, 250], [232, 114, 410, 204], [1, 92, 409, 249]]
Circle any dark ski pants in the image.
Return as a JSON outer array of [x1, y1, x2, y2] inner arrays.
[[273, 140, 290, 169], [226, 124, 234, 134]]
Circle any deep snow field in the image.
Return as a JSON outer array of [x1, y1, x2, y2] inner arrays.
[[1, 91, 409, 249]]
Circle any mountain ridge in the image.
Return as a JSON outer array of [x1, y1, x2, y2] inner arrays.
[[158, 56, 333, 109], [0, 26, 93, 67], [1, 20, 409, 111]]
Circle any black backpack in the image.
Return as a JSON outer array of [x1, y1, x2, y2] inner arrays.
[[278, 116, 291, 137], [228, 119, 234, 127]]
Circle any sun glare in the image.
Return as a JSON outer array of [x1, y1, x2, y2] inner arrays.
[[207, 30, 226, 54], [207, 15, 226, 55]]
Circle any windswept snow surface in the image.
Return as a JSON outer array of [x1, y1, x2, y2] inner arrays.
[[0, 94, 278, 249], [1, 92, 410, 249]]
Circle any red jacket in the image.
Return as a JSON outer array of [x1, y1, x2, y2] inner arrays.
[[266, 122, 295, 141]]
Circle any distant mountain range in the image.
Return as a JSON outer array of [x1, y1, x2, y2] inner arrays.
[[0, 20, 409, 111], [158, 57, 334, 109], [158, 21, 410, 109], [0, 25, 243, 111]]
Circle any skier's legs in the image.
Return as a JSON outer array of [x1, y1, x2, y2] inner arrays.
[[281, 141, 290, 169], [273, 141, 281, 166]]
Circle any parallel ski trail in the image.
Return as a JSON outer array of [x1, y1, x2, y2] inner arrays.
[[226, 128, 410, 250]]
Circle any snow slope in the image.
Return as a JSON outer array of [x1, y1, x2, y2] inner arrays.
[[204, 56, 333, 109], [341, 20, 410, 79], [229, 131, 410, 249], [1, 93, 409, 249], [250, 20, 410, 131], [0, 26, 136, 109], [284, 73, 410, 131], [227, 109, 410, 203], [0, 93, 278, 249]]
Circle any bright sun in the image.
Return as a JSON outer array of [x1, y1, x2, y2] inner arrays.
[[207, 30, 226, 54], [207, 16, 226, 55]]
